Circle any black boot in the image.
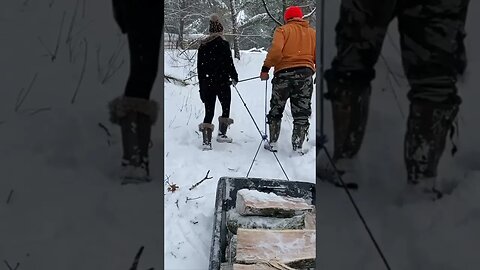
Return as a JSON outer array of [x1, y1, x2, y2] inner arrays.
[[328, 81, 371, 161], [217, 117, 233, 143], [137, 113, 154, 179], [199, 123, 214, 150], [109, 96, 158, 184], [317, 80, 371, 180], [119, 111, 140, 169], [264, 119, 281, 152], [404, 100, 459, 191], [292, 124, 309, 154]]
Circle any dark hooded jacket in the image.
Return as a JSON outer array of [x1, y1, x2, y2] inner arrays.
[[197, 35, 238, 91]]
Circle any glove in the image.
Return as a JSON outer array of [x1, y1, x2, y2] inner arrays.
[[260, 72, 269, 81], [231, 79, 238, 86], [260, 66, 270, 81]]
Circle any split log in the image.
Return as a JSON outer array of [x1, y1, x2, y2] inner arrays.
[[233, 261, 296, 270], [235, 229, 315, 268], [226, 209, 309, 234], [235, 189, 313, 218], [304, 209, 316, 230]]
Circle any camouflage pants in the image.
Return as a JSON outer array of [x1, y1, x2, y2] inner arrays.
[[328, 0, 469, 103], [267, 68, 314, 127]]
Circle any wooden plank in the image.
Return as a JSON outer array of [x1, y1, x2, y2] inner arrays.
[[236, 229, 315, 268], [236, 189, 314, 217]]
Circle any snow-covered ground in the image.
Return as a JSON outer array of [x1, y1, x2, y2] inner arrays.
[[163, 50, 317, 269], [317, 1, 480, 269], [0, 1, 163, 269]]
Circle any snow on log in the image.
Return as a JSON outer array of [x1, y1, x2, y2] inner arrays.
[[235, 189, 314, 217], [226, 209, 309, 234]]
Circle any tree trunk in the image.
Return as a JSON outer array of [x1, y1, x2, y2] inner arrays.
[[229, 0, 240, 59], [177, 0, 187, 49]]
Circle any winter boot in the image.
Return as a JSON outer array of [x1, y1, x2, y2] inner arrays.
[[292, 124, 309, 154], [317, 79, 371, 181], [109, 96, 158, 184], [329, 81, 371, 160], [134, 100, 158, 183], [404, 99, 459, 195], [217, 117, 234, 143], [199, 123, 214, 150], [264, 119, 281, 152]]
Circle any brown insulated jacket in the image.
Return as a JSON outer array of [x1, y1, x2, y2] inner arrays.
[[263, 18, 316, 74]]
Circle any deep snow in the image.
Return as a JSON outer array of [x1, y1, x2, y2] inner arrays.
[[163, 50, 317, 269]]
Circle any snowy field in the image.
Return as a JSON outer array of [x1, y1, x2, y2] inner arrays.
[[163, 50, 317, 269], [0, 1, 163, 269], [317, 1, 480, 269]]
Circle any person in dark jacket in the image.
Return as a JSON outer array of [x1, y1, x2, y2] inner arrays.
[[318, 0, 470, 198], [108, 0, 162, 184], [197, 14, 238, 150]]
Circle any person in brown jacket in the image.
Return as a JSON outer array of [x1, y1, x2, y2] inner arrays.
[[260, 6, 316, 154]]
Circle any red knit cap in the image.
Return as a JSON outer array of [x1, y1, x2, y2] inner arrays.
[[284, 6, 303, 22]]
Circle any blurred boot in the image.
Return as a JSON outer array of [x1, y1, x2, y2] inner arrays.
[[199, 123, 214, 150], [217, 116, 234, 143]]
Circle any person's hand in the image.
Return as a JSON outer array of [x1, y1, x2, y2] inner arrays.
[[232, 79, 238, 86], [260, 72, 269, 81]]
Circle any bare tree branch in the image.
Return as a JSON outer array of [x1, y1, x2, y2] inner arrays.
[[303, 7, 316, 19], [261, 0, 282, 26], [189, 170, 213, 190]]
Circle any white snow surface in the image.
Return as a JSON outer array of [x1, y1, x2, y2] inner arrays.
[[0, 1, 163, 269], [164, 50, 316, 269]]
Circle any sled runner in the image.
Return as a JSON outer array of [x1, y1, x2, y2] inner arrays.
[[208, 177, 316, 270]]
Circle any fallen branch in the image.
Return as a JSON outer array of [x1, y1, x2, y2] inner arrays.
[[185, 196, 204, 203], [164, 75, 189, 86], [15, 73, 38, 112], [66, 0, 80, 45], [98, 122, 112, 146], [52, 11, 67, 62], [6, 189, 14, 204], [189, 170, 213, 191], [71, 38, 88, 104], [129, 246, 144, 270], [175, 199, 179, 209], [3, 260, 20, 270], [28, 107, 52, 116]]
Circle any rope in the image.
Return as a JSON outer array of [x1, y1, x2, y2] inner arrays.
[[233, 83, 290, 181], [318, 1, 391, 269]]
